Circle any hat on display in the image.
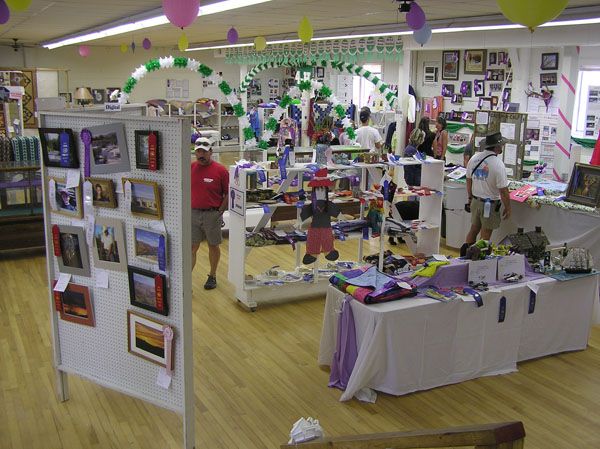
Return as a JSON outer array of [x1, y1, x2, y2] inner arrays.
[[479, 132, 508, 150], [308, 168, 334, 187], [194, 137, 213, 151]]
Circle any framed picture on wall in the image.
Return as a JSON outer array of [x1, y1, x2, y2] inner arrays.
[[128, 265, 168, 316], [460, 81, 472, 97], [58, 283, 95, 327], [55, 225, 91, 277], [52, 177, 82, 218], [541, 52, 559, 70], [566, 163, 600, 207], [135, 130, 160, 170], [441, 50, 460, 80], [474, 79, 485, 97], [123, 178, 162, 220], [127, 310, 174, 368], [464, 49, 487, 74], [91, 88, 106, 104], [39, 128, 79, 168], [92, 217, 127, 272], [489, 52, 497, 66], [441, 84, 455, 98], [87, 177, 117, 208], [88, 122, 130, 175], [540, 73, 558, 87]]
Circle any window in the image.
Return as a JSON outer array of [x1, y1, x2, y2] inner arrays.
[[572, 70, 600, 136], [352, 64, 382, 110]]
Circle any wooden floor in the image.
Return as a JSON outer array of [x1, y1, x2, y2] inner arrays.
[[1, 239, 600, 449]]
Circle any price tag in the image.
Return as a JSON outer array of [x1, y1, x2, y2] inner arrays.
[[65, 170, 80, 188], [54, 273, 71, 292]]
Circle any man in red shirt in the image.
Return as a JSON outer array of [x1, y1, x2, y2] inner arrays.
[[191, 137, 229, 289]]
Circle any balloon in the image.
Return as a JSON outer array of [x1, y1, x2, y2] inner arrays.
[[0, 0, 10, 25], [120, 43, 128, 53], [178, 33, 189, 51], [227, 27, 238, 44], [298, 16, 313, 43], [497, 0, 567, 31], [413, 23, 432, 46], [78, 45, 90, 57], [406, 2, 426, 31], [254, 36, 267, 52], [5, 0, 31, 12], [142, 38, 152, 50], [162, 0, 199, 29]]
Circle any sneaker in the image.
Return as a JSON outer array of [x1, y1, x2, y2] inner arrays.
[[204, 275, 217, 290]]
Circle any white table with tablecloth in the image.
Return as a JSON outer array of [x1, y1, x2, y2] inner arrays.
[[319, 274, 599, 402]]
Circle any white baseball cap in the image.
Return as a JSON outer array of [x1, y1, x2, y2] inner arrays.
[[194, 137, 213, 151]]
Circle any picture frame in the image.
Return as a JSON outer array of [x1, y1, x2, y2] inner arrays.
[[133, 226, 167, 265], [91, 88, 106, 104], [441, 50, 460, 80], [128, 265, 168, 316], [488, 52, 497, 66], [87, 177, 117, 208], [127, 310, 173, 368], [464, 49, 487, 74], [540, 73, 558, 87], [92, 216, 127, 271], [134, 130, 160, 170], [39, 128, 79, 168], [58, 283, 95, 327], [565, 163, 600, 208], [52, 177, 83, 218], [498, 51, 507, 65], [541, 52, 559, 70], [451, 93, 463, 104], [88, 122, 130, 175], [55, 225, 91, 277], [441, 84, 455, 98], [460, 80, 472, 97], [486, 69, 505, 82], [474, 79, 485, 97], [315, 67, 325, 78], [106, 87, 120, 103], [123, 178, 162, 220]]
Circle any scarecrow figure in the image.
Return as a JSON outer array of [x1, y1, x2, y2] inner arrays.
[[300, 168, 340, 265]]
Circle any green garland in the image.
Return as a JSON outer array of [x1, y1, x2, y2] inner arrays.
[[174, 57, 188, 68], [298, 80, 312, 91], [346, 128, 356, 140], [233, 103, 245, 117], [198, 64, 213, 77], [219, 81, 232, 95], [279, 95, 293, 109], [243, 127, 255, 141], [265, 118, 278, 131], [319, 86, 332, 98], [145, 59, 160, 72], [258, 140, 270, 150], [123, 77, 137, 94], [334, 104, 346, 118]]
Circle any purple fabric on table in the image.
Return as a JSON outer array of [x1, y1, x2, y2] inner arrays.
[[343, 265, 397, 290], [329, 296, 358, 391]]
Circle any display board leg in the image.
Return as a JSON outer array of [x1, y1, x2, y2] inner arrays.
[[55, 369, 69, 402]]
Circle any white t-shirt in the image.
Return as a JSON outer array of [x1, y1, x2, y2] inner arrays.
[[466, 150, 509, 200], [355, 126, 383, 152]]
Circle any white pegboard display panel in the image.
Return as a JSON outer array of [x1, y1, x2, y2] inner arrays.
[[40, 111, 192, 414]]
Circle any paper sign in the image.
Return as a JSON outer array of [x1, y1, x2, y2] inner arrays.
[[156, 368, 172, 389], [96, 270, 109, 289], [49, 179, 57, 210], [433, 254, 449, 262], [115, 179, 124, 194], [500, 122, 516, 140], [149, 220, 167, 234], [447, 167, 467, 179], [54, 273, 72, 292], [124, 180, 132, 205], [65, 170, 80, 188], [476, 111, 489, 124], [468, 259, 498, 284], [504, 143, 517, 165], [497, 254, 525, 280]]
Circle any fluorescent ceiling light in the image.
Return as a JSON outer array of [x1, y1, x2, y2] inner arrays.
[[539, 17, 600, 27], [42, 0, 272, 49]]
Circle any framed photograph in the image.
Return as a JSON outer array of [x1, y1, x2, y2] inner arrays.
[[128, 265, 168, 316], [127, 310, 173, 368], [88, 177, 117, 208], [491, 96, 499, 107], [486, 69, 505, 82], [451, 93, 463, 104], [133, 226, 167, 265], [478, 97, 493, 110], [540, 73, 558, 87], [92, 217, 127, 271], [88, 122, 130, 175], [315, 67, 325, 78], [58, 283, 95, 327], [123, 178, 162, 220], [52, 177, 82, 218], [464, 49, 487, 74], [58, 92, 72, 104], [91, 88, 106, 104], [498, 51, 507, 65], [541, 52, 559, 70], [474, 79, 485, 97], [489, 82, 503, 92], [134, 130, 160, 170], [39, 128, 79, 168], [106, 87, 120, 103], [460, 80, 472, 97], [441, 50, 460, 80], [526, 128, 540, 141], [56, 225, 91, 277], [441, 84, 455, 98], [489, 52, 497, 66], [566, 163, 600, 208]]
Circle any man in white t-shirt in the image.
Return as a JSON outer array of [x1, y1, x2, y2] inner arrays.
[[355, 108, 383, 153], [462, 132, 511, 253]]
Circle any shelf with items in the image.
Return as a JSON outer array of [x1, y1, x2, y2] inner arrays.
[[261, 145, 371, 164]]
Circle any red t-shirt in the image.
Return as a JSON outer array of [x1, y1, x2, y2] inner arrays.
[[191, 161, 229, 209]]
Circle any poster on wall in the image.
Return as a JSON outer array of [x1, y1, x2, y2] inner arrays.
[[166, 79, 189, 99], [585, 86, 600, 138]]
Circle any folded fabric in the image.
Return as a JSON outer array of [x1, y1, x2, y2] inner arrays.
[[411, 261, 450, 278], [329, 267, 417, 304]]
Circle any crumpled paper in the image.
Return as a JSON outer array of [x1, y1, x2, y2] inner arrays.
[[288, 417, 324, 444]]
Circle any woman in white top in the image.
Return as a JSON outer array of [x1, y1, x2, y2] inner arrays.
[[355, 108, 383, 153]]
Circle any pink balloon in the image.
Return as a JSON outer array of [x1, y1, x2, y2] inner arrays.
[[78, 45, 90, 57], [406, 2, 426, 31], [142, 38, 152, 50], [227, 27, 238, 45], [162, 0, 199, 29], [0, 0, 10, 25]]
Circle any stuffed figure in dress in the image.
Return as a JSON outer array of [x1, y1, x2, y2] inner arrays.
[[300, 168, 341, 265]]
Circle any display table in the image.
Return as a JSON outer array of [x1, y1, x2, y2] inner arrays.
[[319, 273, 599, 402]]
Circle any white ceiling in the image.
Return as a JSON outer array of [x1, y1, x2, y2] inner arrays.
[[1, 0, 600, 48]]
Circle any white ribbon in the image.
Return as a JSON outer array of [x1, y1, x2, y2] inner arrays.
[[187, 59, 200, 72], [83, 180, 93, 217], [49, 179, 57, 210], [132, 65, 148, 81], [272, 106, 286, 118], [238, 116, 250, 129], [118, 92, 129, 104], [244, 138, 257, 148], [159, 56, 174, 69], [163, 326, 174, 375], [226, 93, 240, 105]]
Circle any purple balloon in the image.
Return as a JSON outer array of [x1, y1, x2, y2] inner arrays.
[[227, 27, 239, 45], [142, 38, 152, 50], [0, 0, 10, 25], [413, 23, 432, 46], [162, 0, 199, 29], [406, 2, 426, 31]]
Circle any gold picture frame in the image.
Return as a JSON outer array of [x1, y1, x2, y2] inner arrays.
[[87, 177, 117, 208], [122, 178, 162, 220]]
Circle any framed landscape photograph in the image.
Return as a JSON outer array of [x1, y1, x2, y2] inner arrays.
[[541, 52, 559, 70], [135, 130, 160, 170], [56, 225, 90, 277], [92, 217, 127, 271], [124, 178, 162, 220], [133, 226, 167, 265], [127, 310, 173, 368], [88, 122, 130, 174], [464, 49, 487, 74], [540, 73, 558, 87], [59, 283, 95, 327], [566, 163, 600, 208], [39, 128, 79, 168], [88, 177, 117, 208], [128, 265, 168, 316], [52, 177, 82, 218], [441, 50, 460, 80]]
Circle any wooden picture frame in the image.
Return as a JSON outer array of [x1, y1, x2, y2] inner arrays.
[[135, 130, 160, 170], [56, 225, 91, 277], [87, 177, 117, 208], [464, 49, 487, 74], [133, 226, 167, 265], [39, 128, 79, 168], [128, 265, 168, 316], [123, 178, 162, 220], [127, 310, 173, 368], [52, 177, 82, 218], [441, 50, 460, 80], [541, 52, 559, 70], [58, 283, 95, 327], [92, 216, 128, 272], [540, 73, 558, 87], [88, 122, 130, 175], [488, 52, 497, 66], [566, 163, 600, 208]]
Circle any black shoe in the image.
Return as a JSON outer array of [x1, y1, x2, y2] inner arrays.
[[388, 236, 397, 246], [303, 253, 317, 265], [204, 275, 217, 290], [325, 250, 339, 261]]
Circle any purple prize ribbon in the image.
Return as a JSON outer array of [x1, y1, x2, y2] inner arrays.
[[80, 129, 92, 177], [296, 201, 304, 209], [257, 169, 266, 183], [60, 131, 71, 168], [262, 204, 271, 213], [158, 235, 166, 271], [362, 226, 369, 240]]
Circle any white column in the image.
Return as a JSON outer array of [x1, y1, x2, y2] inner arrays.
[[239, 64, 248, 149], [396, 50, 411, 155], [301, 91, 311, 147], [509, 48, 531, 111]]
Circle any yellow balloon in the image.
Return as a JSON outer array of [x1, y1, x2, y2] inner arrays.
[[120, 44, 128, 53], [6, 0, 32, 12], [254, 36, 267, 52], [298, 16, 313, 43], [178, 33, 189, 52], [497, 0, 568, 31]]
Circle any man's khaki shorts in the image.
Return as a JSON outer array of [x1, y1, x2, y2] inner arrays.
[[192, 209, 223, 246], [470, 197, 502, 230]]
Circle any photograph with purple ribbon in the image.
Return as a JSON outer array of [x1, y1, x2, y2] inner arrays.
[[39, 128, 79, 168], [441, 50, 460, 80], [133, 226, 167, 268], [464, 49, 487, 75], [441, 84, 455, 98], [474, 79, 485, 97], [460, 80, 472, 97]]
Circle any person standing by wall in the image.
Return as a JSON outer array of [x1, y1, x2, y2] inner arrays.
[[416, 117, 435, 157], [191, 137, 229, 290], [432, 116, 448, 160], [355, 108, 383, 153]]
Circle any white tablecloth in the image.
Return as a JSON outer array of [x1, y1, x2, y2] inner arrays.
[[319, 274, 599, 401]]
